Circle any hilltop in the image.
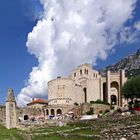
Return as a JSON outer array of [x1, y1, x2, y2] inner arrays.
[[101, 48, 140, 78]]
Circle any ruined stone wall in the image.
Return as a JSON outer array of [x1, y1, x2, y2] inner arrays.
[[0, 106, 6, 124], [90, 104, 110, 114], [80, 103, 110, 115], [16, 107, 43, 120]]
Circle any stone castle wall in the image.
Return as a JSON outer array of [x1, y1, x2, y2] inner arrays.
[[80, 103, 110, 115], [0, 106, 6, 124], [48, 77, 83, 105]]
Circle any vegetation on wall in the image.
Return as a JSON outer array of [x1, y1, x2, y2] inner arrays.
[[90, 99, 110, 105]]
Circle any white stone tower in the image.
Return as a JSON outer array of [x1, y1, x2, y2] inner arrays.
[[6, 89, 17, 129]]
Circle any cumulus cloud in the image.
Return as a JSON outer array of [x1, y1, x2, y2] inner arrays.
[[17, 0, 139, 106], [134, 21, 140, 30]]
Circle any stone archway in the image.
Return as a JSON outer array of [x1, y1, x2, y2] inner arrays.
[[110, 81, 119, 105], [57, 109, 62, 115], [24, 115, 29, 120], [111, 82, 119, 90], [50, 109, 55, 116], [111, 95, 117, 105]]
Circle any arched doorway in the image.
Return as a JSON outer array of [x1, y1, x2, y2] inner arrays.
[[83, 88, 87, 102], [50, 109, 55, 116], [111, 95, 117, 105], [103, 82, 107, 103], [110, 81, 119, 105], [57, 109, 62, 115], [24, 115, 29, 120]]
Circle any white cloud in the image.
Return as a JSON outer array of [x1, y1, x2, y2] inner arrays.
[[119, 21, 140, 44], [17, 0, 139, 106], [134, 21, 140, 30]]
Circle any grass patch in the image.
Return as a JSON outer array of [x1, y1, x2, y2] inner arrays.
[[29, 125, 77, 134], [67, 128, 101, 135], [0, 124, 24, 140], [32, 133, 98, 140]]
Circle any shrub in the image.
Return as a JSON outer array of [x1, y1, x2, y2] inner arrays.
[[110, 106, 115, 110], [73, 102, 79, 106], [104, 109, 110, 114], [86, 108, 94, 115], [122, 76, 140, 99], [90, 99, 110, 105]]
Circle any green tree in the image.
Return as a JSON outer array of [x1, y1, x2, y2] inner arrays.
[[122, 77, 140, 99]]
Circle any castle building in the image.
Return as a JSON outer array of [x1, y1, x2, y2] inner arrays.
[[4, 63, 127, 129], [46, 63, 127, 116]]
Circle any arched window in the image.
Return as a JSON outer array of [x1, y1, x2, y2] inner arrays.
[[87, 70, 88, 75], [57, 109, 62, 115], [110, 82, 119, 90], [46, 109, 49, 115], [24, 115, 29, 120], [85, 69, 88, 75], [80, 70, 82, 75], [50, 109, 55, 116], [83, 88, 87, 102], [74, 73, 76, 77]]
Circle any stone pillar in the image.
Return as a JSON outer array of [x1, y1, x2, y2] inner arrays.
[[100, 79, 103, 101], [6, 89, 17, 129], [106, 70, 110, 104], [48, 109, 50, 116], [120, 70, 126, 106], [81, 103, 90, 115], [44, 109, 46, 117]]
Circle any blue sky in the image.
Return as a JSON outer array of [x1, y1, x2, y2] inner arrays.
[[0, 0, 140, 105], [0, 0, 41, 103]]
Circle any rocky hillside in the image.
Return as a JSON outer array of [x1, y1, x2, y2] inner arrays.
[[102, 48, 140, 78]]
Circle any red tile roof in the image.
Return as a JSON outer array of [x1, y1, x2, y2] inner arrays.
[[27, 99, 48, 106]]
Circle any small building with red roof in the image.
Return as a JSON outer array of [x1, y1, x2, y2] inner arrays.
[[27, 99, 48, 109]]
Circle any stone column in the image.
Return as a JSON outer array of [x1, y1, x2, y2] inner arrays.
[[120, 70, 126, 106], [106, 70, 110, 104]]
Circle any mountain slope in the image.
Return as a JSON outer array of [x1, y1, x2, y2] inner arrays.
[[103, 48, 140, 78]]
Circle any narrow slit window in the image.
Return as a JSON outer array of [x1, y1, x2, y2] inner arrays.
[[80, 70, 82, 75]]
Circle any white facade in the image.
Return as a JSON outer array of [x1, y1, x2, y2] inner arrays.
[[48, 63, 127, 106]]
